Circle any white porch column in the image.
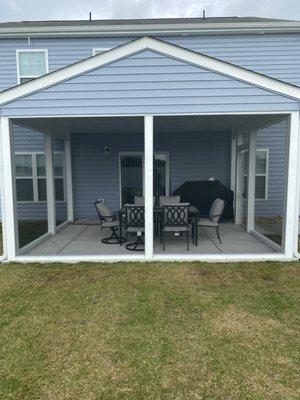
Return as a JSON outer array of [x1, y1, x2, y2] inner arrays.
[[284, 112, 299, 258], [65, 132, 74, 221], [235, 131, 244, 225], [45, 133, 56, 235], [246, 129, 256, 232], [230, 129, 237, 191], [0, 117, 18, 259], [144, 115, 154, 259]]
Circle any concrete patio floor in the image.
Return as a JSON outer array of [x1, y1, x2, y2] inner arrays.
[[25, 222, 277, 256]]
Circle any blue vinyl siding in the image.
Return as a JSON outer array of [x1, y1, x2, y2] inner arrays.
[[0, 31, 299, 219], [256, 120, 287, 216], [1, 50, 298, 116], [1, 33, 300, 91], [72, 130, 231, 218]]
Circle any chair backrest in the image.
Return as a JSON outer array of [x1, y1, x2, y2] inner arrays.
[[163, 203, 189, 227], [125, 205, 145, 229], [159, 195, 181, 206], [134, 196, 144, 206], [209, 198, 225, 223], [134, 196, 155, 206], [94, 199, 114, 223]]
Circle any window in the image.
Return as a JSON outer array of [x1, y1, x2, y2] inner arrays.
[[15, 152, 65, 202], [92, 48, 111, 55], [16, 50, 48, 84], [243, 149, 268, 200]]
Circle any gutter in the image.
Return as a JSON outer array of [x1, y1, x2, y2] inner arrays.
[[1, 21, 300, 38]]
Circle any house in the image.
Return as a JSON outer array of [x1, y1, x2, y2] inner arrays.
[[0, 16, 299, 262]]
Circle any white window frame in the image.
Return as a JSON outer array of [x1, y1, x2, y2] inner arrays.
[[119, 151, 169, 208], [16, 49, 49, 85], [14, 151, 66, 203], [92, 48, 111, 56], [243, 148, 269, 201]]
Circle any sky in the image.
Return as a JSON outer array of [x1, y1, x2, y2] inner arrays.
[[0, 0, 300, 22]]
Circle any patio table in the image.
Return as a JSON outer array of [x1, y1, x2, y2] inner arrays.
[[118, 205, 201, 245]]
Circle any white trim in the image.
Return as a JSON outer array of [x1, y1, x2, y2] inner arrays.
[[16, 49, 49, 85], [45, 134, 56, 235], [2, 37, 299, 107], [92, 48, 111, 55], [2, 20, 300, 38], [235, 131, 244, 225], [230, 130, 236, 191], [283, 112, 300, 258], [65, 133, 74, 221], [0, 120, 7, 258], [1, 117, 18, 259], [5, 111, 293, 119], [144, 115, 154, 259], [251, 229, 282, 252], [246, 129, 256, 232], [8, 253, 296, 264], [18, 231, 51, 255]]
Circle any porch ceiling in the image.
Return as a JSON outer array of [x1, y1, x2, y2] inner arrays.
[[14, 113, 286, 137]]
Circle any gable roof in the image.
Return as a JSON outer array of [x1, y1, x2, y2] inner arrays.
[[0, 17, 300, 37], [0, 36, 299, 108]]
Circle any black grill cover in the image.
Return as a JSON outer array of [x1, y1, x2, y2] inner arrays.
[[173, 180, 234, 221]]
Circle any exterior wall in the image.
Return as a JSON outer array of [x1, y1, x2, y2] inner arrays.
[[72, 130, 231, 218], [13, 124, 67, 220], [1, 50, 298, 116], [256, 120, 287, 216], [0, 31, 299, 219], [0, 33, 300, 92]]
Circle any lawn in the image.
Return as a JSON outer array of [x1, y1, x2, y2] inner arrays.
[[0, 262, 299, 399]]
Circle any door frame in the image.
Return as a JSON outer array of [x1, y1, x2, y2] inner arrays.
[[119, 151, 169, 208]]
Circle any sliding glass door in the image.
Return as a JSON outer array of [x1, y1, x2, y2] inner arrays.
[[120, 152, 168, 207]]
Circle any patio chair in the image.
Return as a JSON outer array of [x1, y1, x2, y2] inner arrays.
[[125, 204, 145, 251], [161, 203, 190, 251], [159, 195, 181, 206], [194, 198, 225, 246], [134, 196, 155, 206], [94, 199, 126, 244]]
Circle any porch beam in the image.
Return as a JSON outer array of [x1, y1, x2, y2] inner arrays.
[[283, 112, 299, 258], [0, 117, 18, 259], [144, 115, 154, 259], [246, 129, 256, 232], [45, 133, 56, 235], [65, 132, 74, 221]]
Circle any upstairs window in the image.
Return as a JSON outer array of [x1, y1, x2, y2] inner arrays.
[[16, 50, 48, 84]]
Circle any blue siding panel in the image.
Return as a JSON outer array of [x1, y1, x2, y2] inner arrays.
[[0, 32, 299, 219], [72, 130, 231, 218], [1, 50, 298, 116]]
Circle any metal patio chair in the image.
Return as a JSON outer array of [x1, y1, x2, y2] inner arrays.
[[194, 198, 225, 245], [124, 204, 145, 251], [161, 203, 190, 251], [159, 195, 181, 206], [94, 199, 126, 244]]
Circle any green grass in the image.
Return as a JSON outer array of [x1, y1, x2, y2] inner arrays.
[[18, 220, 48, 249], [0, 262, 299, 399]]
